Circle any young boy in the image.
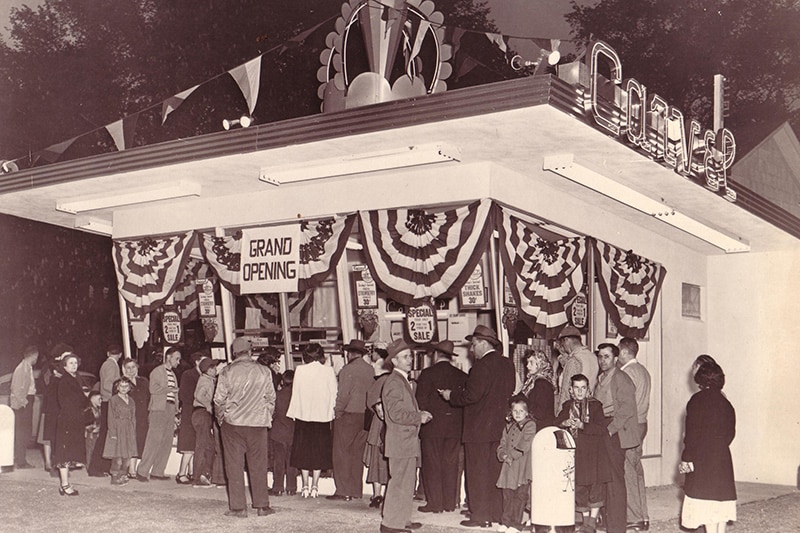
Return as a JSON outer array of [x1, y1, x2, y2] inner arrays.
[[554, 374, 611, 533]]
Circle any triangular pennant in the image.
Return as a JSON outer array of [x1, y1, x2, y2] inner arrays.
[[279, 17, 333, 55], [485, 32, 508, 54], [38, 137, 78, 163], [106, 114, 139, 152], [453, 53, 479, 81], [446, 27, 466, 58], [530, 37, 551, 50], [551, 39, 561, 51], [161, 85, 200, 125], [229, 56, 262, 115]]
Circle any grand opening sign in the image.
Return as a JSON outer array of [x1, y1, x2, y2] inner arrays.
[[240, 225, 301, 294], [587, 41, 736, 202]]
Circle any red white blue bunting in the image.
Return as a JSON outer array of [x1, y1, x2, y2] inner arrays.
[[358, 199, 493, 306], [112, 232, 195, 316], [498, 208, 587, 338], [298, 215, 357, 292], [173, 257, 217, 322], [592, 239, 666, 339]]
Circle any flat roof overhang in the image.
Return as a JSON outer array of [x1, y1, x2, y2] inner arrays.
[[0, 75, 797, 254]]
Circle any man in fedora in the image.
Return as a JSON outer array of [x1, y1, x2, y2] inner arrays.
[[328, 338, 374, 501], [380, 339, 433, 533], [440, 325, 515, 528], [415, 339, 467, 514]]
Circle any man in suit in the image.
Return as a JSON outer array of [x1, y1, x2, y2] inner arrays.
[[440, 325, 516, 528], [618, 337, 651, 531], [594, 342, 640, 533], [10, 345, 39, 469], [380, 339, 432, 533], [136, 346, 181, 481], [89, 344, 122, 477], [329, 339, 374, 501], [415, 340, 467, 514]]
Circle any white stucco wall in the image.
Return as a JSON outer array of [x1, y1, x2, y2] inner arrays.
[[708, 249, 800, 486]]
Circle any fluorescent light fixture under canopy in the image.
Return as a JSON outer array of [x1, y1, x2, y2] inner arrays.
[[56, 180, 201, 214], [542, 153, 750, 253], [74, 216, 113, 236], [259, 143, 461, 186]]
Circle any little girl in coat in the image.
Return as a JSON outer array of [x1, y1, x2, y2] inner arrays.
[[496, 394, 537, 533], [103, 377, 137, 485]]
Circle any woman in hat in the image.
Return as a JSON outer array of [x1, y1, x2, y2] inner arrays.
[[286, 342, 337, 498], [54, 353, 91, 496]]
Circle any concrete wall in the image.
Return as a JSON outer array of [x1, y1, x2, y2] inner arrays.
[[708, 249, 800, 486]]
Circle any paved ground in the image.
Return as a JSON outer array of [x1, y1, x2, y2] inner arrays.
[[2, 449, 797, 532]]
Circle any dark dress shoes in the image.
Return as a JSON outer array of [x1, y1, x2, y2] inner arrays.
[[460, 519, 492, 528], [135, 474, 149, 482], [627, 520, 650, 531], [15, 462, 35, 469], [257, 507, 275, 517], [326, 494, 347, 501], [268, 489, 284, 496], [405, 523, 422, 530], [224, 509, 247, 518], [417, 505, 442, 513]]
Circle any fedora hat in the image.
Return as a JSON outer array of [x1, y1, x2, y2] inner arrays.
[[386, 339, 410, 360], [558, 325, 582, 339], [465, 324, 501, 346], [431, 340, 456, 357], [342, 339, 369, 354]]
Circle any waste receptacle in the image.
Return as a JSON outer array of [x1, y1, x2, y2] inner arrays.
[[530, 426, 575, 532], [0, 404, 14, 467]]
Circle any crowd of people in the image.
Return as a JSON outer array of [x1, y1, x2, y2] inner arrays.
[[7, 324, 736, 533]]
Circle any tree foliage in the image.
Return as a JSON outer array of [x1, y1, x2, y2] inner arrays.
[[0, 0, 515, 164], [566, 0, 800, 153]]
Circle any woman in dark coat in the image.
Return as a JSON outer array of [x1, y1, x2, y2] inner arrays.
[[54, 353, 91, 496], [679, 359, 736, 533], [38, 360, 63, 474], [519, 350, 556, 429], [122, 358, 150, 477]]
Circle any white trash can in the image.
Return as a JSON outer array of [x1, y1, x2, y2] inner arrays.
[[530, 426, 576, 532], [0, 404, 14, 467]]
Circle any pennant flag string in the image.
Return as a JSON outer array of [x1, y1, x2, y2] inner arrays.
[[17, 4, 577, 168]]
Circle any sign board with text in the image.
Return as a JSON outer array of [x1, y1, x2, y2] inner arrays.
[[240, 225, 302, 294]]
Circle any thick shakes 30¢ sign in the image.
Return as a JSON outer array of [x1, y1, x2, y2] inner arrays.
[[240, 224, 302, 294]]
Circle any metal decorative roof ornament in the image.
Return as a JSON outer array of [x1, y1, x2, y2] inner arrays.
[[317, 0, 452, 112]]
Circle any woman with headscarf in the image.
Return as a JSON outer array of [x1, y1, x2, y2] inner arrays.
[[519, 349, 556, 429], [679, 359, 736, 533], [53, 353, 91, 496]]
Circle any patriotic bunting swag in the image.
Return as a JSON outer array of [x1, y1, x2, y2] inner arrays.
[[198, 230, 243, 294], [173, 257, 218, 322], [112, 231, 196, 317], [358, 199, 493, 306], [498, 208, 587, 338], [298, 215, 357, 291], [592, 238, 667, 339]]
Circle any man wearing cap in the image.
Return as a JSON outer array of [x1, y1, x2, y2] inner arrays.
[[328, 338, 374, 501], [557, 325, 598, 411], [380, 339, 433, 533], [440, 325, 516, 528], [137, 346, 181, 481], [214, 336, 276, 518], [89, 344, 123, 477], [415, 339, 467, 514]]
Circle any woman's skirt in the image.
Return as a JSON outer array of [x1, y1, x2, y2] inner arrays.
[[681, 495, 736, 529], [290, 420, 332, 471], [363, 442, 389, 484]]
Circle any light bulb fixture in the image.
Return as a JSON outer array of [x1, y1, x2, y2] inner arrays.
[[510, 50, 560, 72], [259, 143, 461, 186], [542, 153, 750, 253], [222, 115, 253, 130], [1, 160, 19, 173], [56, 180, 201, 214]]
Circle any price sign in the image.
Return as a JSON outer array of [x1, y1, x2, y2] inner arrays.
[[404, 300, 439, 345], [162, 310, 182, 345], [459, 264, 487, 309], [197, 279, 216, 317], [352, 265, 378, 309], [571, 292, 588, 329]]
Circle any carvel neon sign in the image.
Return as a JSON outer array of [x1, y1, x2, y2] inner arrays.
[[588, 41, 736, 202]]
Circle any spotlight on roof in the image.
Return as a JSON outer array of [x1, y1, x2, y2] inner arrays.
[[1, 160, 19, 173], [222, 115, 253, 130]]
